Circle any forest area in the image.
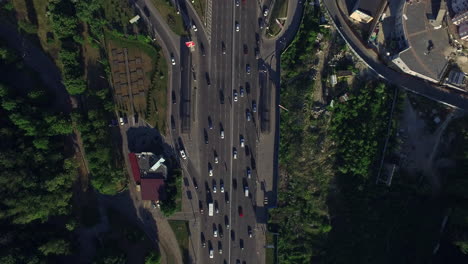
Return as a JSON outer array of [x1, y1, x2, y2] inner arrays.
[[0, 0, 163, 262], [272, 1, 468, 263]]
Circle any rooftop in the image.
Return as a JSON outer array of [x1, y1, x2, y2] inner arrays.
[[400, 0, 451, 81], [141, 178, 165, 201]]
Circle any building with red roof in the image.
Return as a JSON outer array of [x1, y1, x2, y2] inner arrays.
[[140, 178, 165, 201]]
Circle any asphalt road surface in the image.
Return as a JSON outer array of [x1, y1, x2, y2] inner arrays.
[[175, 0, 268, 263]]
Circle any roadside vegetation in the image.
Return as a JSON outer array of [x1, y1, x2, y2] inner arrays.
[[94, 208, 161, 264], [151, 0, 186, 36], [169, 220, 190, 263], [160, 168, 183, 216], [266, 0, 289, 37]]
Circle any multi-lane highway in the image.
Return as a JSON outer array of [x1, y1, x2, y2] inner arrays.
[[187, 0, 265, 263], [132, 0, 283, 262]]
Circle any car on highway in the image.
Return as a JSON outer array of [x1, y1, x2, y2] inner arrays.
[[209, 248, 214, 258], [201, 233, 206, 247], [200, 42, 205, 56], [193, 177, 198, 189], [243, 44, 248, 54], [234, 90, 238, 102], [199, 200, 204, 214], [235, 22, 240, 32], [171, 56, 176, 65], [222, 41, 226, 54], [238, 206, 243, 217], [240, 87, 244, 97], [205, 72, 211, 86], [259, 17, 264, 29], [213, 185, 217, 193], [246, 167, 251, 179], [204, 129, 209, 144], [246, 109, 251, 121], [240, 239, 244, 250], [218, 224, 224, 238], [256, 33, 260, 45], [240, 135, 245, 148], [225, 192, 230, 204], [233, 148, 238, 159], [248, 226, 253, 238], [225, 215, 230, 228], [209, 168, 213, 177], [192, 24, 198, 31], [263, 7, 269, 16], [215, 200, 219, 214], [220, 128, 225, 139], [235, 0, 239, 6], [213, 225, 218, 237], [208, 116, 213, 129], [218, 241, 223, 254], [252, 101, 257, 112], [246, 64, 251, 74], [220, 182, 224, 193], [214, 152, 219, 163], [180, 149, 187, 159]]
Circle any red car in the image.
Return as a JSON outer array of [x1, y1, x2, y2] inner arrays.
[[238, 206, 243, 217]]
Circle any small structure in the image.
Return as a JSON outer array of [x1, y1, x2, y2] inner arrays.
[[141, 178, 165, 201], [128, 152, 168, 202], [330, 74, 337, 87], [459, 22, 468, 40], [350, 9, 373, 23], [446, 69, 466, 87], [336, 70, 353, 78], [428, 0, 446, 29], [452, 10, 468, 25], [129, 15, 140, 24]]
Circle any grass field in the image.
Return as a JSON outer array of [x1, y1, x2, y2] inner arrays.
[[168, 220, 190, 263], [266, 0, 288, 37], [191, 0, 206, 22], [151, 0, 186, 36]]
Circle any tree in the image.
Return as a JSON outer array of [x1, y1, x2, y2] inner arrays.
[[38, 239, 71, 256]]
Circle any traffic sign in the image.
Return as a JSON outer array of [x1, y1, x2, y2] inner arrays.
[[185, 41, 196, 48]]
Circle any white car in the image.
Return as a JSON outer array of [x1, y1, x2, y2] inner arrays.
[[213, 229, 218, 237], [180, 150, 187, 159], [263, 8, 269, 17], [234, 91, 238, 102], [220, 183, 225, 193], [233, 149, 237, 159], [235, 22, 239, 32], [171, 57, 176, 65], [219, 248, 223, 254], [240, 87, 244, 97], [214, 155, 219, 164], [213, 186, 217, 193], [220, 130, 225, 139], [240, 136, 245, 148], [209, 249, 214, 258], [235, 0, 239, 7], [209, 169, 213, 177], [192, 24, 198, 31]]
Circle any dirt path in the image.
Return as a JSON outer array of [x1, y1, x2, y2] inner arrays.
[[399, 97, 458, 193]]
